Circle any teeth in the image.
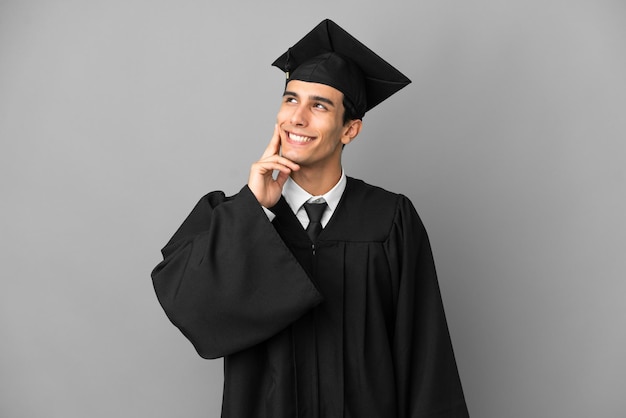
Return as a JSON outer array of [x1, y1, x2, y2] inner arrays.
[[289, 133, 313, 143]]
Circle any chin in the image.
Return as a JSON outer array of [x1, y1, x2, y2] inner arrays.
[[281, 146, 303, 161], [283, 153, 305, 166]]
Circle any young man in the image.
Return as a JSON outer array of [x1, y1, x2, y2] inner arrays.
[[152, 19, 469, 418]]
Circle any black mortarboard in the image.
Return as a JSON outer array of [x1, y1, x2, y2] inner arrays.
[[272, 19, 411, 118]]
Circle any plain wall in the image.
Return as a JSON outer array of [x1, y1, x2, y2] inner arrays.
[[1, 1, 625, 417]]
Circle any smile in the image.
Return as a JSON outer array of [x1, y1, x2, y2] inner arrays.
[[288, 132, 315, 143]]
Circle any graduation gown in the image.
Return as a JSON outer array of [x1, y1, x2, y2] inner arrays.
[[152, 177, 469, 418]]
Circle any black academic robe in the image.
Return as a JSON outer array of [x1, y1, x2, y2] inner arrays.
[[152, 177, 469, 418]]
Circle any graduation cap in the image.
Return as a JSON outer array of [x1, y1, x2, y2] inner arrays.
[[272, 19, 411, 119]]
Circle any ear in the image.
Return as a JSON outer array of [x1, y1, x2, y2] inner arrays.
[[341, 119, 363, 145]]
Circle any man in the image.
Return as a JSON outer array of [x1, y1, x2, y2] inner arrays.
[[152, 19, 469, 418]]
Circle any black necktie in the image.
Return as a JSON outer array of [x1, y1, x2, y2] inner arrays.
[[303, 201, 327, 242]]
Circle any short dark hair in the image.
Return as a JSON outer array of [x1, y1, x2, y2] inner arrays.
[[342, 97, 363, 125]]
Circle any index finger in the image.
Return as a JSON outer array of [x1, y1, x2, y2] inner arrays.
[[260, 124, 281, 159]]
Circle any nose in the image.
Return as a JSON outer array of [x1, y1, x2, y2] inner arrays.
[[289, 104, 308, 127]]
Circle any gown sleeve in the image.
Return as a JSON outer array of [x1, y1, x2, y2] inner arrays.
[[388, 196, 469, 418], [151, 185, 324, 359]]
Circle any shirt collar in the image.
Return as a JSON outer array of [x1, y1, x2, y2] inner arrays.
[[283, 171, 347, 214]]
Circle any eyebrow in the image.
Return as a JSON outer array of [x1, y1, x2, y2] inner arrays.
[[284, 90, 336, 108]]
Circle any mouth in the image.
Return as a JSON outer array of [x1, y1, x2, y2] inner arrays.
[[287, 131, 315, 144]]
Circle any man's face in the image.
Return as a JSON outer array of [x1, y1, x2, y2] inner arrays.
[[276, 80, 355, 171]]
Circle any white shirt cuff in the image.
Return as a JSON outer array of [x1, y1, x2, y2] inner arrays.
[[262, 206, 276, 222]]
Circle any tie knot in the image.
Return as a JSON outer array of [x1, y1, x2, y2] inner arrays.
[[303, 201, 327, 224]]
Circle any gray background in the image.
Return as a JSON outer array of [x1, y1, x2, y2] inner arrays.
[[1, 1, 625, 417]]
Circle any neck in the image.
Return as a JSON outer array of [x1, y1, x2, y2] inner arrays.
[[290, 165, 342, 196]]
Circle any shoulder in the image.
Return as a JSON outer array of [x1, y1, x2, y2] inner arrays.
[[177, 186, 260, 231], [337, 177, 421, 241], [196, 185, 256, 210], [198, 190, 230, 208], [345, 176, 414, 213]]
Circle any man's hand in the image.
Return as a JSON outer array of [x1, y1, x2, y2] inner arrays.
[[248, 125, 300, 208]]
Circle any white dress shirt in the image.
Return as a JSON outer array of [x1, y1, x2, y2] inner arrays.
[[263, 171, 347, 228]]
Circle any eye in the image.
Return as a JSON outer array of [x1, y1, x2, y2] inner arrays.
[[284, 96, 298, 104], [313, 103, 328, 111]]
